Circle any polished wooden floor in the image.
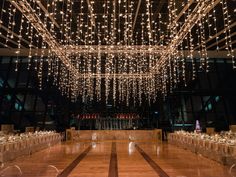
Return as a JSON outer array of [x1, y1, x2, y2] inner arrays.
[[1, 141, 236, 177]]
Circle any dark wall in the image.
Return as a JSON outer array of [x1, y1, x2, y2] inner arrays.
[[165, 58, 236, 132], [0, 57, 73, 132]]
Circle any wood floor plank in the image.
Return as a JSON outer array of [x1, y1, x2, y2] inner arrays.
[[108, 142, 118, 177], [1, 140, 236, 177], [135, 144, 169, 177], [137, 142, 236, 177], [117, 142, 159, 177], [1, 142, 91, 177], [68, 142, 111, 177], [57, 145, 92, 177]]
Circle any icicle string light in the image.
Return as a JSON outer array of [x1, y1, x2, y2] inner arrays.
[[2, 0, 235, 104]]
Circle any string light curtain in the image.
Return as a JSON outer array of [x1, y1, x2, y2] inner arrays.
[[0, 0, 235, 106]]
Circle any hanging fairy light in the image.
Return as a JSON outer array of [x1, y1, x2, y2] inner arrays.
[[0, 0, 5, 35], [1, 0, 234, 104], [221, 0, 235, 68], [5, 3, 13, 47], [15, 14, 24, 72]]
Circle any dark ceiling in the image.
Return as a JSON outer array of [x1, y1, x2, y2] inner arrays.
[[0, 0, 235, 50]]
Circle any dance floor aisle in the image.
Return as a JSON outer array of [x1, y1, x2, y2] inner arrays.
[[1, 141, 235, 177]]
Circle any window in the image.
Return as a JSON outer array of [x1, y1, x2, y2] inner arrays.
[[208, 103, 212, 111], [215, 96, 220, 102], [14, 102, 23, 111], [0, 78, 3, 87]]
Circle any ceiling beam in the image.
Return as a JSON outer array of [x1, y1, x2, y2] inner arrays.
[[195, 21, 236, 50], [219, 40, 236, 50], [9, 0, 79, 78], [151, 0, 222, 73], [0, 42, 10, 48], [175, 0, 195, 22], [0, 48, 233, 59], [35, 1, 60, 29], [0, 24, 34, 48], [0, 48, 47, 56], [0, 34, 24, 48], [132, 0, 142, 32], [77, 73, 151, 79], [65, 45, 166, 55], [206, 31, 236, 50], [169, 0, 196, 30]]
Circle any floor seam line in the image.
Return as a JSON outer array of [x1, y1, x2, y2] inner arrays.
[[108, 142, 118, 177], [135, 144, 170, 177], [57, 144, 92, 177]]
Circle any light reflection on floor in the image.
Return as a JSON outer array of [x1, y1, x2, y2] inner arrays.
[[0, 141, 235, 177]]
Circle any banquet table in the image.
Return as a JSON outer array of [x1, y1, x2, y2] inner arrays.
[[168, 132, 236, 165], [0, 132, 61, 163]]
